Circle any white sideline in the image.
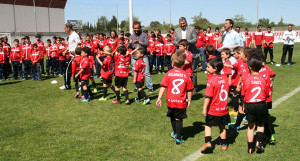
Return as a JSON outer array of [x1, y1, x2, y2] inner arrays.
[[181, 86, 300, 161]]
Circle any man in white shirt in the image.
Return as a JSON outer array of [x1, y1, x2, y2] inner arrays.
[[277, 25, 297, 66], [60, 22, 80, 89]]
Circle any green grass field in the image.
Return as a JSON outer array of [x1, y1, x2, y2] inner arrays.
[[0, 44, 299, 160]]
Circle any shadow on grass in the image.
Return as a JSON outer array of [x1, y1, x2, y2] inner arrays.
[[211, 129, 239, 149], [182, 121, 205, 141], [0, 81, 22, 86]]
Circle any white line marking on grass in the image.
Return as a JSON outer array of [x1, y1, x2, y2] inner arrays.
[[182, 85, 300, 161]]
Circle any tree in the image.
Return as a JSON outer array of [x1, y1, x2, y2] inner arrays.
[[150, 21, 161, 29], [97, 16, 109, 32], [121, 16, 140, 32], [231, 14, 249, 28], [108, 16, 118, 31], [258, 18, 270, 27], [192, 12, 210, 28], [277, 17, 286, 27], [120, 20, 126, 29]]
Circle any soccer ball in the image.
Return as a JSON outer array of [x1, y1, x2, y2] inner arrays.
[[51, 80, 58, 84]]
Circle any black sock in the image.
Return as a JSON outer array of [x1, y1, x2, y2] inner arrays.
[[205, 136, 212, 143], [75, 83, 79, 92], [233, 96, 239, 111], [221, 139, 227, 145], [235, 113, 245, 127], [139, 89, 148, 99], [248, 142, 255, 153], [92, 81, 96, 88], [116, 91, 120, 101], [103, 87, 108, 98], [256, 132, 264, 144], [124, 90, 129, 100], [88, 87, 93, 97], [170, 117, 176, 134], [137, 91, 142, 99], [176, 119, 183, 140], [83, 90, 88, 99], [110, 85, 116, 93]]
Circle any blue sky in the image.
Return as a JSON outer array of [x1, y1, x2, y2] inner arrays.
[[65, 0, 300, 26]]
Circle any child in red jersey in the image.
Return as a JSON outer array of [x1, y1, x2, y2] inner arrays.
[[0, 43, 8, 81], [96, 46, 116, 101], [133, 48, 150, 105], [201, 57, 230, 153], [147, 34, 156, 74], [22, 37, 33, 80], [110, 46, 133, 104], [156, 51, 194, 145], [45, 39, 53, 76], [221, 48, 232, 85], [242, 54, 269, 154], [88, 50, 97, 93], [34, 34, 45, 74], [107, 31, 119, 53], [57, 37, 66, 76], [205, 45, 216, 81], [164, 34, 176, 71], [50, 36, 59, 76], [72, 47, 82, 98], [31, 44, 42, 81], [10, 39, 23, 80], [258, 53, 276, 145], [154, 34, 165, 74], [178, 40, 193, 80], [75, 47, 92, 102]]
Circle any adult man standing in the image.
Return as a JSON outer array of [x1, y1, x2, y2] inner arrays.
[[60, 22, 80, 90], [219, 19, 242, 51], [235, 26, 245, 47], [253, 25, 263, 49], [128, 21, 153, 93], [277, 25, 297, 66], [263, 26, 275, 64], [219, 19, 242, 65], [174, 17, 198, 93]]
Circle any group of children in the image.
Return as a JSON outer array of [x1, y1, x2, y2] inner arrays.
[[156, 45, 276, 154]]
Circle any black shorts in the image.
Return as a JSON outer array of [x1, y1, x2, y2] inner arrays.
[[135, 81, 144, 88], [205, 114, 230, 127], [81, 79, 89, 86], [102, 78, 112, 84], [115, 76, 128, 87], [166, 107, 187, 119], [245, 102, 268, 124], [89, 68, 94, 78], [266, 102, 272, 109], [73, 70, 81, 82]]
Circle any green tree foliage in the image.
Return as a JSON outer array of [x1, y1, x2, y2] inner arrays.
[[192, 12, 210, 28]]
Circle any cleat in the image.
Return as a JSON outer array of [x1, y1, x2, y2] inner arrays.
[[229, 110, 235, 115], [75, 92, 80, 98], [270, 135, 276, 145], [124, 99, 130, 105], [143, 98, 150, 105], [93, 88, 98, 93], [19, 77, 23, 80], [256, 142, 264, 153], [31, 78, 35, 81], [112, 100, 121, 104], [148, 88, 154, 93], [201, 142, 213, 153], [60, 85, 66, 90], [135, 97, 140, 102], [98, 97, 107, 101], [276, 63, 282, 66], [204, 71, 207, 74], [228, 123, 236, 129], [270, 61, 274, 65], [170, 132, 177, 139], [176, 139, 184, 145], [287, 62, 291, 66], [81, 98, 89, 102], [234, 116, 237, 119], [221, 144, 228, 151]]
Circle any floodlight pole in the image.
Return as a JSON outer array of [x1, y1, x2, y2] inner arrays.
[[129, 0, 133, 34], [13, 0, 17, 34], [33, 0, 37, 34], [117, 4, 119, 35], [257, 0, 259, 26], [170, 0, 171, 28], [48, 0, 53, 32]]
